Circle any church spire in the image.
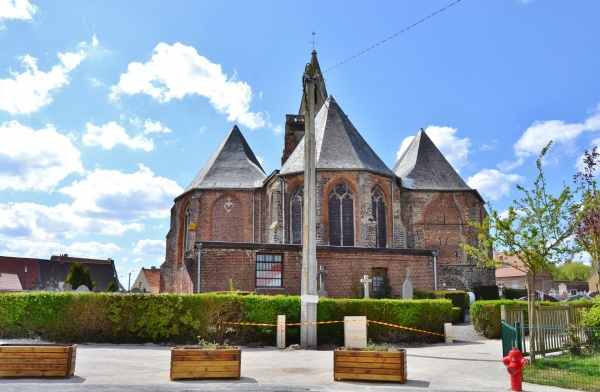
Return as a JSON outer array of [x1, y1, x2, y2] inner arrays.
[[298, 50, 328, 117]]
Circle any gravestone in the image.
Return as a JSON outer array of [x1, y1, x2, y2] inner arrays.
[[317, 265, 328, 297], [402, 267, 413, 300], [62, 283, 72, 292], [360, 275, 372, 299], [131, 287, 141, 293], [75, 285, 90, 292]]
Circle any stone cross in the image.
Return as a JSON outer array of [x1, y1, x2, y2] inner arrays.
[[360, 274, 372, 299], [317, 265, 328, 297]]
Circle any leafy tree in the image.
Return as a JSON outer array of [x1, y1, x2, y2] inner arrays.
[[460, 142, 577, 364], [552, 262, 593, 281], [573, 147, 600, 292], [64, 263, 94, 291]]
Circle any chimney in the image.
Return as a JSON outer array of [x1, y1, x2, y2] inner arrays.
[[281, 114, 305, 166]]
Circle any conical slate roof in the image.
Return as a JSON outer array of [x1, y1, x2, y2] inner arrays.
[[280, 96, 395, 177], [393, 129, 470, 190], [186, 125, 266, 190]]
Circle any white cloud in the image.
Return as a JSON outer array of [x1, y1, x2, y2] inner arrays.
[[467, 169, 524, 201], [132, 239, 165, 255], [397, 126, 470, 172], [83, 121, 154, 151], [0, 202, 143, 242], [142, 119, 172, 134], [59, 164, 183, 221], [110, 42, 266, 129], [0, 38, 94, 114], [0, 238, 120, 260], [0, 121, 84, 191], [0, 0, 37, 21], [514, 106, 600, 160]]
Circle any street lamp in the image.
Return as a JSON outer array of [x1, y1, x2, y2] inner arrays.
[[24, 265, 28, 291]]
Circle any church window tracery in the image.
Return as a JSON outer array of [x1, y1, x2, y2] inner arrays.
[[328, 183, 354, 246], [183, 205, 191, 254], [290, 186, 303, 244], [371, 187, 387, 248]]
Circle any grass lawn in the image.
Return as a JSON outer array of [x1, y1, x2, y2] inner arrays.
[[523, 353, 600, 391]]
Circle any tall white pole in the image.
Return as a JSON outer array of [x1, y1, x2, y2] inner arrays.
[[301, 62, 318, 349]]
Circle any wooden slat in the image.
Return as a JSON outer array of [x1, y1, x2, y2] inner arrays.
[[171, 370, 239, 378], [334, 360, 401, 370], [171, 361, 240, 371], [0, 365, 67, 371], [0, 370, 70, 377], [0, 359, 68, 365], [0, 346, 71, 353], [334, 372, 405, 382], [0, 353, 69, 359]]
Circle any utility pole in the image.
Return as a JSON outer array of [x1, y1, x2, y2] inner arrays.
[[301, 61, 318, 349]]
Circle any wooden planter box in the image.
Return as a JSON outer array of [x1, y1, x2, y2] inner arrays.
[[170, 347, 241, 380], [334, 348, 407, 383], [0, 344, 77, 378]]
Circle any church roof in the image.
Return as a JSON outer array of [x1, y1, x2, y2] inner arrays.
[[280, 96, 396, 177], [393, 129, 470, 190], [186, 125, 266, 190]]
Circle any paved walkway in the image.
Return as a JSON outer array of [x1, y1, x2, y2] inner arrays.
[[0, 338, 573, 392]]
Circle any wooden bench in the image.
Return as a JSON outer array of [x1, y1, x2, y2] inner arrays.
[[0, 344, 77, 378]]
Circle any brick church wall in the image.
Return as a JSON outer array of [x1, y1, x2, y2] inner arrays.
[[190, 242, 434, 298]]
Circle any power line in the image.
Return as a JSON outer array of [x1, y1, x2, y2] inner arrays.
[[321, 0, 463, 75]]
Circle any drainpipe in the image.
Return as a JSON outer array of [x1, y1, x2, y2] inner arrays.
[[195, 242, 203, 294], [252, 190, 255, 242], [432, 250, 438, 290]]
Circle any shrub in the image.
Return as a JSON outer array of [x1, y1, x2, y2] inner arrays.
[[106, 282, 117, 292], [452, 307, 461, 324], [473, 285, 500, 300], [469, 300, 527, 338], [0, 293, 452, 345], [504, 288, 528, 300], [414, 290, 468, 323]]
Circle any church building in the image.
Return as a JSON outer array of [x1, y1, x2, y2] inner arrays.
[[159, 51, 495, 297]]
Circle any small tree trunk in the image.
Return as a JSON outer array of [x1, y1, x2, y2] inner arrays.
[[528, 274, 537, 365]]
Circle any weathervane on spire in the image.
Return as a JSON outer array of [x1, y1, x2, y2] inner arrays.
[[310, 30, 318, 51]]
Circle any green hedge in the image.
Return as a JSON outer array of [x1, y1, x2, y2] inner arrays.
[[469, 300, 527, 338], [414, 290, 468, 323], [473, 285, 500, 301], [0, 293, 452, 345], [503, 288, 528, 300]]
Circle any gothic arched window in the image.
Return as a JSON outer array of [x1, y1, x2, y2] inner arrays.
[[183, 205, 191, 253], [329, 183, 354, 246], [371, 188, 387, 248], [290, 186, 303, 244]]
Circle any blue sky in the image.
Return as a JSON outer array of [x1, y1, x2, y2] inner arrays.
[[1, 0, 599, 282]]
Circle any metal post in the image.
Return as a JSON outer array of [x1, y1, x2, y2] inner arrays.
[[195, 242, 203, 294], [24, 265, 28, 291], [301, 61, 318, 349]]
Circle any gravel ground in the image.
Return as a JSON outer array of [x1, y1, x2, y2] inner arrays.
[[452, 312, 489, 342]]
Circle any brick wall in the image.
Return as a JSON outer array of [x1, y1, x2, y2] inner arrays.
[[182, 242, 434, 298]]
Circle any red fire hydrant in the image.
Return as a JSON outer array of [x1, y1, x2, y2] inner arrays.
[[503, 347, 528, 391]]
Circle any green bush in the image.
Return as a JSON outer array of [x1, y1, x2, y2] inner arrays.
[[452, 307, 461, 324], [414, 290, 468, 323], [0, 293, 452, 346], [473, 285, 500, 300], [503, 288, 528, 300], [469, 300, 527, 338]]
